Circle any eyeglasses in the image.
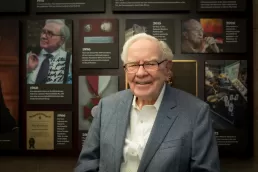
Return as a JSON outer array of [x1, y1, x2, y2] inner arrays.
[[41, 29, 63, 38], [190, 28, 204, 34], [123, 60, 167, 73]]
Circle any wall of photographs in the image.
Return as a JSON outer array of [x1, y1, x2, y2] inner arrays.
[[0, 0, 253, 157]]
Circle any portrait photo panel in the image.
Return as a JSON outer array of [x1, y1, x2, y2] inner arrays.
[[205, 60, 248, 150], [0, 21, 19, 150], [78, 75, 118, 149], [181, 18, 246, 54], [25, 19, 73, 104]]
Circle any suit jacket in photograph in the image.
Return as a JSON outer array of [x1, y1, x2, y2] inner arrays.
[[75, 85, 220, 172]]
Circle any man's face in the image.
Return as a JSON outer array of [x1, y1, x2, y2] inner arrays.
[[186, 20, 204, 45], [126, 39, 170, 100], [40, 22, 64, 53]]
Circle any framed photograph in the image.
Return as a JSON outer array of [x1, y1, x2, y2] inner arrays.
[[181, 18, 246, 53], [25, 19, 73, 104], [78, 75, 119, 149], [205, 60, 248, 150]]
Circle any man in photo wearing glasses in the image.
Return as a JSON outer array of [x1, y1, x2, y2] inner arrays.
[[75, 33, 220, 172], [26, 19, 72, 84]]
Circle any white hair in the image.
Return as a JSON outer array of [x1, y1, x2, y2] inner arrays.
[[121, 33, 174, 63], [45, 19, 70, 42]]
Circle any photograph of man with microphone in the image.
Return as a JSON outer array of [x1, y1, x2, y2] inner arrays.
[[181, 18, 223, 53], [26, 19, 72, 85]]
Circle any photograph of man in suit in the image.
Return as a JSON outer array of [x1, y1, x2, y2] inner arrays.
[[75, 33, 220, 172], [0, 81, 17, 134], [26, 19, 72, 84]]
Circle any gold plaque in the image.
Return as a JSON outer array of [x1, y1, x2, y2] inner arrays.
[[27, 111, 54, 150]]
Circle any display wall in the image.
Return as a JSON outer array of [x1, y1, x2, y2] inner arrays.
[[0, 0, 253, 157]]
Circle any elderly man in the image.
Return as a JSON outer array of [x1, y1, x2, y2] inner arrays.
[[182, 19, 220, 53], [26, 19, 72, 84], [75, 33, 220, 172]]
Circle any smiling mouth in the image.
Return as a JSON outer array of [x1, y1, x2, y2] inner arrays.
[[135, 81, 152, 85], [40, 40, 48, 44]]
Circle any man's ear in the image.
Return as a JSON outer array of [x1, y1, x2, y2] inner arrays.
[[60, 37, 65, 46], [166, 60, 173, 71]]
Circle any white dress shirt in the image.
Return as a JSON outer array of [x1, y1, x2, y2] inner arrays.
[[120, 84, 166, 172], [26, 48, 72, 84]]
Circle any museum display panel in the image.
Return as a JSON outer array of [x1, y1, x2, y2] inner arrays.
[[26, 111, 72, 150], [205, 60, 248, 152], [79, 19, 119, 69], [125, 19, 175, 53], [197, 0, 246, 11], [35, 0, 105, 13], [78, 75, 119, 149], [112, 0, 190, 11], [25, 19, 73, 104], [181, 18, 246, 53], [0, 0, 253, 157]]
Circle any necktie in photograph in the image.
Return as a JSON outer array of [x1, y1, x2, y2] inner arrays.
[[35, 54, 53, 84]]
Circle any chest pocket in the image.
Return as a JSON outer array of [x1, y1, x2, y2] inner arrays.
[[159, 139, 183, 150]]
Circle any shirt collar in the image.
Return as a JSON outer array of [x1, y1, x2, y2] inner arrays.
[[40, 48, 61, 57], [132, 83, 166, 111]]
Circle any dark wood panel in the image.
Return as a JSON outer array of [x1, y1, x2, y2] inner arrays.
[[0, 56, 19, 65], [4, 97, 19, 121], [0, 66, 19, 95], [0, 21, 19, 57], [0, 66, 19, 121]]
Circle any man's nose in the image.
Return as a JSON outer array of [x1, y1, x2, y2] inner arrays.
[[136, 66, 148, 77], [41, 33, 47, 39]]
